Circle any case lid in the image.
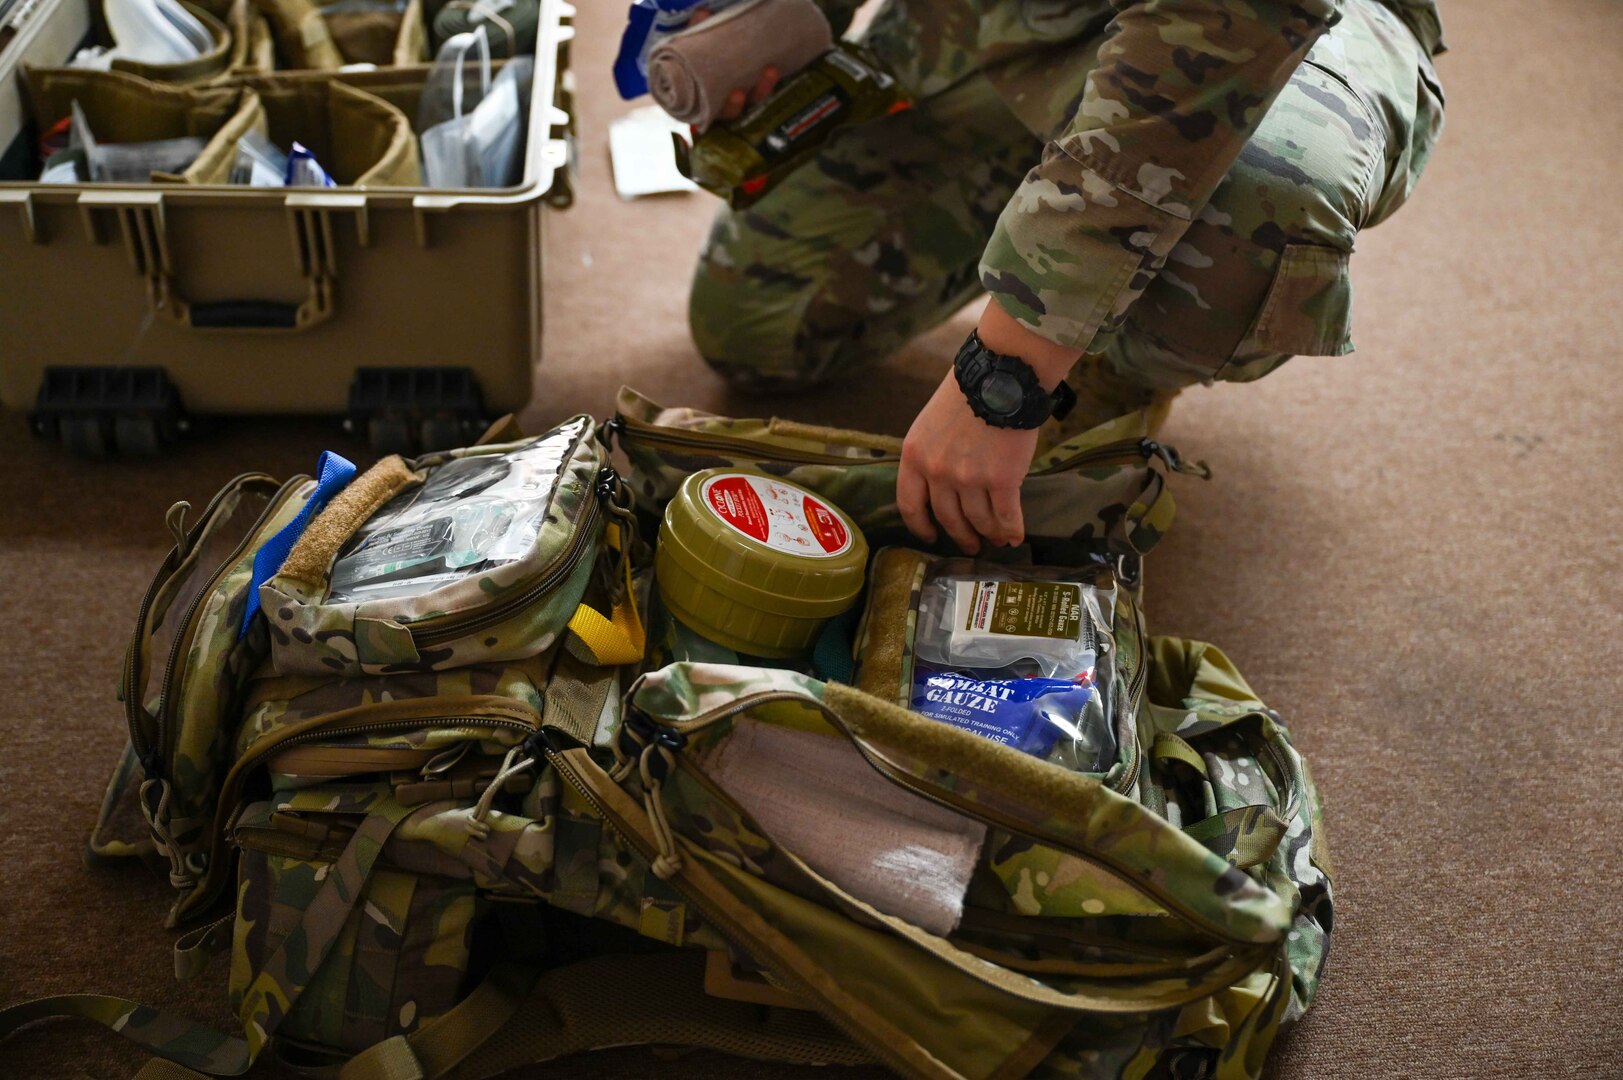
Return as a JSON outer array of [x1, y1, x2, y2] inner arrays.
[[659, 468, 867, 619]]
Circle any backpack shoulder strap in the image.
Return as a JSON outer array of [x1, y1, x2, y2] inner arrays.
[[340, 952, 871, 1080]]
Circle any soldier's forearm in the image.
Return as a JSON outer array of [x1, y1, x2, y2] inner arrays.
[[976, 298, 1081, 391]]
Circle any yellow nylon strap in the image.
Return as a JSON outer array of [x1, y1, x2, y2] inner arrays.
[[566, 524, 645, 666]]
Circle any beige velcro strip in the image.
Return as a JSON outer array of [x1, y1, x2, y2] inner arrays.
[[279, 455, 416, 586]]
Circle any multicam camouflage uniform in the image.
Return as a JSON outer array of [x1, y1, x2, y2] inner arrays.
[[688, 0, 1445, 429]]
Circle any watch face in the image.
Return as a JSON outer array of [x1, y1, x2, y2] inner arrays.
[[980, 371, 1025, 416]]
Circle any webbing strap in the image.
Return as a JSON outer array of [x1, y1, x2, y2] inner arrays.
[[0, 994, 250, 1076], [133, 1058, 214, 1080], [240, 451, 356, 635], [173, 912, 235, 982], [1151, 731, 1208, 777], [1183, 805, 1288, 872], [237, 801, 416, 1057], [1124, 469, 1176, 556], [342, 953, 870, 1080], [565, 523, 645, 666], [339, 965, 537, 1080], [542, 645, 621, 746]]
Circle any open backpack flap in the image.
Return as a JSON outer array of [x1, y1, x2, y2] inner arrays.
[[608, 385, 1211, 565], [3, 390, 1332, 1080], [258, 413, 637, 677]]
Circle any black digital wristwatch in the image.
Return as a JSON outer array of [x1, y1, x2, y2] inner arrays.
[[952, 330, 1077, 430]]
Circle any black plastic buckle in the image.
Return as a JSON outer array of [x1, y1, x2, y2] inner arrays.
[[526, 726, 584, 759], [1050, 379, 1077, 422], [1140, 438, 1182, 472], [595, 467, 626, 506], [637, 727, 688, 785]]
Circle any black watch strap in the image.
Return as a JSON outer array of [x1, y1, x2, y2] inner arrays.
[[954, 330, 1077, 429]]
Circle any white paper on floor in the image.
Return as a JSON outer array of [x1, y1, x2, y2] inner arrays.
[[608, 105, 698, 200]]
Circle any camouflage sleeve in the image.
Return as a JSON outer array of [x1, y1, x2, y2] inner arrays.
[[979, 0, 1343, 351], [809, 0, 863, 37]]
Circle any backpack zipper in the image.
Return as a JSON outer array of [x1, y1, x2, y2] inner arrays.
[[121, 473, 289, 778], [608, 414, 901, 466], [178, 699, 541, 922], [621, 664, 1276, 947], [404, 483, 605, 647], [1110, 599, 1149, 797], [610, 414, 1203, 480], [544, 747, 923, 1078], [147, 477, 313, 779]]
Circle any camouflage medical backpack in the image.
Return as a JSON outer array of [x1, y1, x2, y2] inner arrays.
[[0, 393, 1333, 1080]]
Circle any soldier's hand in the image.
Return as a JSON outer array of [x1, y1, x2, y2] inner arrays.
[[898, 300, 1083, 553], [899, 376, 1037, 554], [689, 7, 781, 122]]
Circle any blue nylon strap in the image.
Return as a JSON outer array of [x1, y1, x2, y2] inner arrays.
[[239, 451, 357, 637]]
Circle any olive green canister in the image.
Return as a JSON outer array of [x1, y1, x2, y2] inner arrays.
[[656, 469, 868, 658]]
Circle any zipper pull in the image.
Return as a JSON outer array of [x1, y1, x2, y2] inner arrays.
[[596, 467, 640, 605], [1139, 440, 1212, 479], [164, 500, 192, 555]]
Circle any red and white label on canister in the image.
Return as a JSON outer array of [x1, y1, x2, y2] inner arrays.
[[699, 473, 852, 558]]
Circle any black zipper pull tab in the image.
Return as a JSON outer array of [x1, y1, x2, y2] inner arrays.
[[1139, 439, 1211, 479]]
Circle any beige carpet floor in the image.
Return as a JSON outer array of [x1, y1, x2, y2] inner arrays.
[[2, 0, 1620, 1076]]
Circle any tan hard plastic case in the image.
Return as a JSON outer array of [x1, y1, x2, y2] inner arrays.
[[0, 0, 576, 419]]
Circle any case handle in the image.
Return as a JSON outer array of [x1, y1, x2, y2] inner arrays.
[[78, 190, 350, 332], [186, 301, 301, 329]]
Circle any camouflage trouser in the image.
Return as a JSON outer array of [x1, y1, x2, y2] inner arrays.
[[688, 0, 1445, 430]]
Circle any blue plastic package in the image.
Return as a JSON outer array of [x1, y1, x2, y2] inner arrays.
[[614, 0, 749, 99], [910, 662, 1100, 762], [285, 142, 337, 187]]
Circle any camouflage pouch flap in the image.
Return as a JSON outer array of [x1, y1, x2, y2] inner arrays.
[[626, 664, 1293, 949], [850, 545, 1172, 920], [613, 386, 1201, 560], [162, 650, 549, 927], [1140, 636, 1334, 1021], [120, 471, 315, 919], [594, 667, 1286, 1077], [263, 416, 623, 678]]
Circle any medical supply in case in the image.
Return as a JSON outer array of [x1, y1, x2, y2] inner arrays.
[[655, 469, 867, 658], [909, 562, 1116, 770]]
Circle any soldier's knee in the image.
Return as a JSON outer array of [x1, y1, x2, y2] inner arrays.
[[687, 252, 822, 389], [688, 262, 851, 392], [1233, 60, 1385, 249]]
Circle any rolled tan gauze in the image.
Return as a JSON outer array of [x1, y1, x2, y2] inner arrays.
[[647, 0, 833, 128]]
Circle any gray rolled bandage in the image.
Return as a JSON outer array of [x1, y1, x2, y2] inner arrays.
[[647, 0, 833, 128]]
